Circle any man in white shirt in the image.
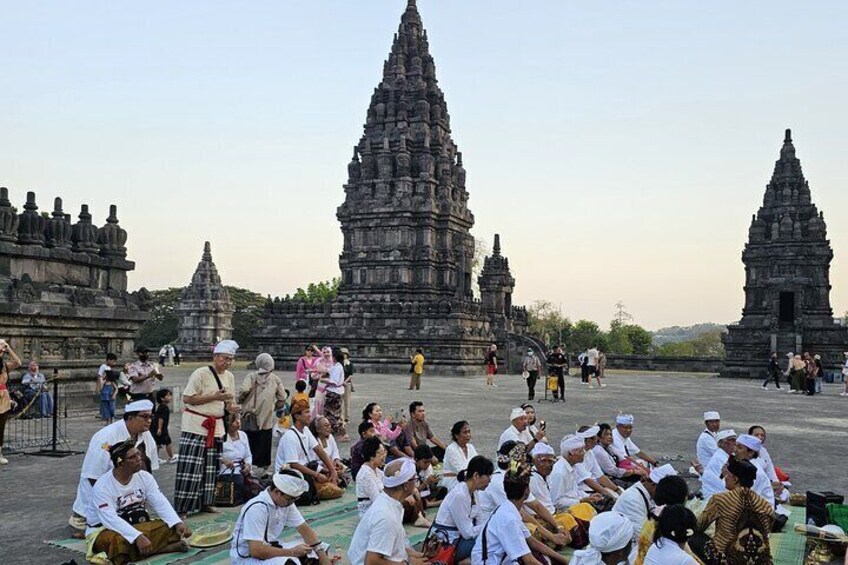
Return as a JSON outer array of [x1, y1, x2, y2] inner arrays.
[[549, 435, 602, 525], [498, 407, 545, 452], [732, 434, 776, 508], [611, 414, 657, 467], [230, 470, 332, 565], [694, 411, 721, 473], [612, 463, 677, 539], [575, 426, 622, 504], [700, 429, 737, 501], [586, 347, 602, 389], [275, 400, 338, 495], [70, 399, 160, 530], [349, 458, 427, 565], [86, 440, 190, 565]]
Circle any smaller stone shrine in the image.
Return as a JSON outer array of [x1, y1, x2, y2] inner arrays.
[[0, 188, 148, 374], [176, 241, 234, 358], [722, 130, 848, 378]]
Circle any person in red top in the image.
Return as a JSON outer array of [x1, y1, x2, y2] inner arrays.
[[485, 343, 498, 387]]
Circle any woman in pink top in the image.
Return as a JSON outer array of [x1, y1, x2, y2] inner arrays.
[[362, 402, 404, 442], [295, 344, 321, 393]]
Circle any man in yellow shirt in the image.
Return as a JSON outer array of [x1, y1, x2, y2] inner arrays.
[[409, 348, 425, 390]]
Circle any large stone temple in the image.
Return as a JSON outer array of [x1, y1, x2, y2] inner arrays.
[[176, 241, 234, 358], [257, 0, 529, 374], [0, 188, 148, 374], [722, 129, 848, 378]]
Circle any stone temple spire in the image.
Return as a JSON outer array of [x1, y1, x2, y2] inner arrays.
[[177, 241, 234, 357], [722, 129, 847, 378], [337, 0, 476, 301], [478, 234, 516, 322]]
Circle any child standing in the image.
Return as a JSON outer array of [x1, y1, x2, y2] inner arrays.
[[152, 388, 177, 464], [99, 370, 118, 424]]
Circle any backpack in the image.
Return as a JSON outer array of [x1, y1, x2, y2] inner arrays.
[[726, 491, 772, 565]]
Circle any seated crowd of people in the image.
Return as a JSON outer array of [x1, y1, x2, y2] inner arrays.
[[67, 343, 793, 565]]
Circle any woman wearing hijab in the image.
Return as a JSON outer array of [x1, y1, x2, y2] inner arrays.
[[239, 353, 288, 474]]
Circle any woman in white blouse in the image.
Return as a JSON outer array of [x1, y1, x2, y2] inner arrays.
[[441, 420, 479, 492], [220, 414, 253, 476], [643, 504, 699, 565], [355, 436, 386, 517], [433, 455, 495, 564]]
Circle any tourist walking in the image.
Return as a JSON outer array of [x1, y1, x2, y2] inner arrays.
[[0, 339, 22, 465], [409, 348, 424, 390], [803, 352, 818, 396], [579, 349, 590, 385], [319, 348, 348, 441], [173, 340, 240, 516], [342, 347, 355, 423], [522, 348, 542, 400], [485, 343, 498, 386], [239, 352, 287, 473], [786, 353, 805, 393], [587, 346, 600, 388], [763, 352, 782, 390]]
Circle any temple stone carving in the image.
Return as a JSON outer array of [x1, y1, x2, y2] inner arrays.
[[0, 187, 148, 374], [257, 0, 528, 374], [176, 241, 234, 358], [722, 130, 848, 378]]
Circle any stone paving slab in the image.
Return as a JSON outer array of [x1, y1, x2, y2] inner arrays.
[[3, 367, 846, 564]]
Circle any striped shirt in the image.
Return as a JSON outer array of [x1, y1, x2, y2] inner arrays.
[[697, 487, 775, 554]]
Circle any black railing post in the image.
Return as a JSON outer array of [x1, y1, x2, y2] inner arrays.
[[51, 369, 59, 453]]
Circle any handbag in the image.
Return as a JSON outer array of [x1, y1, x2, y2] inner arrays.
[[241, 380, 260, 433], [521, 370, 530, 380], [422, 527, 457, 565], [214, 468, 245, 507]]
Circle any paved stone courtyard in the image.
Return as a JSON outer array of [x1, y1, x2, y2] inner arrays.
[[3, 366, 847, 564]]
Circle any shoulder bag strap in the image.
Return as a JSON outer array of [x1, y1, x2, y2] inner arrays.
[[207, 366, 226, 418], [235, 500, 273, 558], [481, 505, 502, 565], [636, 486, 651, 518], [293, 428, 313, 460]]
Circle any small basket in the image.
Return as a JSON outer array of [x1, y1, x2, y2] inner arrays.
[[827, 503, 848, 531]]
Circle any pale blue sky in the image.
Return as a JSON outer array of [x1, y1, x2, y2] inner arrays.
[[2, 1, 847, 329]]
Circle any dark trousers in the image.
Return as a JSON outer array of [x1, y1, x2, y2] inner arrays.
[[554, 373, 565, 398], [580, 365, 589, 383], [806, 377, 816, 395], [763, 370, 781, 388], [526, 371, 538, 399]]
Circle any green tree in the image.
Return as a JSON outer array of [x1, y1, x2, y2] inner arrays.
[[227, 286, 267, 347], [653, 330, 726, 358], [136, 287, 183, 349], [288, 277, 340, 304], [528, 300, 572, 347], [606, 320, 633, 354], [571, 319, 607, 353], [623, 324, 653, 354]]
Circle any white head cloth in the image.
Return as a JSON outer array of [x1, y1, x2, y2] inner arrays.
[[383, 457, 416, 488], [649, 463, 677, 484], [510, 407, 526, 421], [273, 471, 309, 498], [616, 414, 634, 425], [125, 399, 154, 413], [703, 411, 720, 421], [578, 426, 600, 439], [786, 351, 794, 358], [254, 352, 275, 374], [571, 511, 634, 564], [736, 434, 762, 453], [531, 442, 556, 458], [560, 435, 584, 455], [716, 429, 737, 442], [213, 340, 239, 355]]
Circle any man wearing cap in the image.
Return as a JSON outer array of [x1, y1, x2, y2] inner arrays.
[[231, 469, 332, 565], [733, 434, 776, 508], [174, 339, 241, 516], [349, 458, 428, 565], [70, 399, 159, 531], [569, 511, 635, 565], [275, 399, 339, 500], [611, 414, 657, 467], [700, 429, 737, 501], [499, 407, 545, 451], [694, 411, 721, 473], [86, 440, 191, 565], [612, 463, 677, 538], [549, 435, 602, 519], [574, 426, 622, 505], [522, 348, 543, 401], [692, 456, 775, 565], [127, 347, 164, 402]]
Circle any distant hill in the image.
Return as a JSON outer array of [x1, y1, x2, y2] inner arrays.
[[652, 323, 727, 345]]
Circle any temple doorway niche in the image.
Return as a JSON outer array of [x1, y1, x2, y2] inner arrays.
[[779, 292, 795, 323]]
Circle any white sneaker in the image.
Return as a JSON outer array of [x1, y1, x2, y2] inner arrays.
[[587, 385, 594, 389], [491, 383, 498, 387], [840, 392, 848, 397], [159, 458, 169, 465], [600, 383, 607, 388], [167, 455, 179, 464]]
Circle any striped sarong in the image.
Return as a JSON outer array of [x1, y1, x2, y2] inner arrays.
[[173, 431, 221, 514]]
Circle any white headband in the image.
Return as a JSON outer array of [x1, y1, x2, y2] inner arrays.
[[125, 399, 154, 413], [273, 471, 308, 498], [703, 411, 720, 421], [560, 435, 584, 455], [531, 442, 555, 458], [383, 458, 417, 488], [616, 414, 634, 425], [213, 339, 239, 355]]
